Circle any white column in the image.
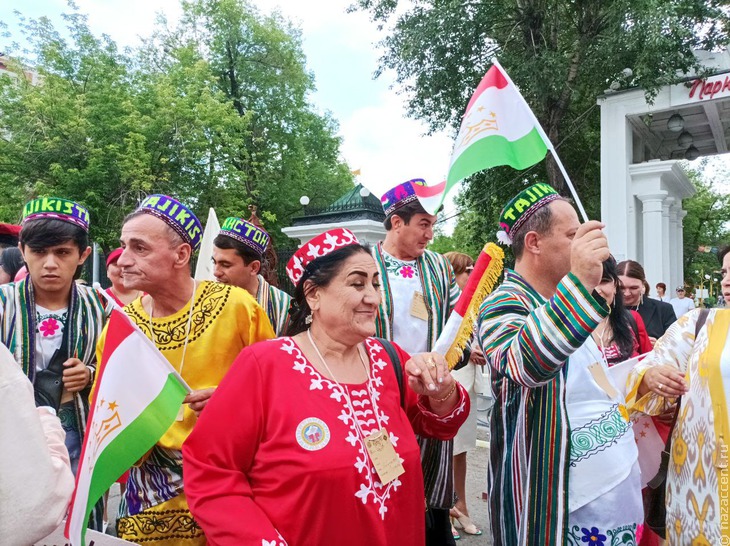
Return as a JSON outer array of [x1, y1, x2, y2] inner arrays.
[[600, 101, 633, 263], [637, 191, 668, 289], [661, 197, 674, 291], [668, 204, 681, 291], [678, 210, 688, 287]]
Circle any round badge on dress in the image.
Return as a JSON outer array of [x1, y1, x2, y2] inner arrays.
[[295, 417, 330, 451]]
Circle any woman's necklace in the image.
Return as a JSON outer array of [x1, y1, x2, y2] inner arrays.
[[306, 329, 371, 393], [593, 320, 611, 353], [147, 279, 196, 420], [306, 330, 405, 485]]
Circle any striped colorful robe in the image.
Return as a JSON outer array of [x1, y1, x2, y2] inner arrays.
[[255, 274, 292, 337], [372, 243, 461, 507], [477, 269, 608, 546], [0, 278, 114, 432], [0, 278, 113, 531]]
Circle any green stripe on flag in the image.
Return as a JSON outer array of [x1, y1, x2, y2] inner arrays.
[[447, 127, 548, 186], [79, 374, 187, 539]]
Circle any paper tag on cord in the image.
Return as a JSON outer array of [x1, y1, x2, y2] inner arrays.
[[588, 362, 620, 399], [410, 292, 429, 321], [364, 428, 405, 485]]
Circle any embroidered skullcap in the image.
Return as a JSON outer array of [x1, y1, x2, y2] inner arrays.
[[496, 183, 560, 246], [286, 228, 359, 286], [218, 217, 270, 257], [381, 178, 428, 217], [0, 223, 21, 247], [106, 248, 123, 267], [0, 223, 21, 237], [136, 195, 203, 252], [22, 197, 90, 232]]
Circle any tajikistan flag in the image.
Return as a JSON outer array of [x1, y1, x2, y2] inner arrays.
[[416, 60, 549, 215], [65, 309, 189, 545]]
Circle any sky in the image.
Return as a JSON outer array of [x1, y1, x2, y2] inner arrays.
[[2, 1, 728, 230], [0, 0, 458, 218]]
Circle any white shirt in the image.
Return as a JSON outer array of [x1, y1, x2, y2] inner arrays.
[[0, 343, 74, 544], [35, 305, 68, 372], [382, 250, 428, 355], [670, 297, 695, 318]]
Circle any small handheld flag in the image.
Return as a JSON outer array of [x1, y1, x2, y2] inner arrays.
[[194, 208, 221, 282], [65, 310, 190, 545], [433, 243, 505, 369], [417, 60, 587, 222]]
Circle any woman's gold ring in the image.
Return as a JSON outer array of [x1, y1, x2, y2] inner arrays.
[[427, 358, 437, 368], [658, 383, 663, 391]]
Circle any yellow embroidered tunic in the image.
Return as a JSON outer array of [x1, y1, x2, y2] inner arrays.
[[95, 280, 275, 518], [627, 308, 730, 545]]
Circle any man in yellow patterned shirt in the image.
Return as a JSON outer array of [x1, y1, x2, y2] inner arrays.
[[96, 195, 274, 545]]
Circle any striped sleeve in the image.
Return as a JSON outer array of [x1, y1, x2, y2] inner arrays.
[[478, 273, 608, 388], [445, 260, 460, 313]]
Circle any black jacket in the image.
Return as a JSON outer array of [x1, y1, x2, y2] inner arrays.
[[634, 297, 677, 340]]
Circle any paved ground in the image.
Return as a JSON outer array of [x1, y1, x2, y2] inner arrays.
[[458, 404, 493, 546], [106, 394, 495, 545]]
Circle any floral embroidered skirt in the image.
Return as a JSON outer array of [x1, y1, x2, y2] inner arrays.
[[566, 463, 643, 546]]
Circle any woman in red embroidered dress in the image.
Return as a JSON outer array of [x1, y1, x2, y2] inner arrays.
[[183, 228, 468, 546], [104, 248, 142, 307]]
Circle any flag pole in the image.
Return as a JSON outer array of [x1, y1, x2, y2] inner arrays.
[[492, 59, 589, 222]]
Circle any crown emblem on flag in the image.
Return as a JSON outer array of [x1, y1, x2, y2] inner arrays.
[[88, 400, 122, 466], [460, 111, 499, 147]]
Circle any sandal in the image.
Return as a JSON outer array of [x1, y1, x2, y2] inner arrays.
[[450, 507, 482, 536], [450, 521, 461, 541]]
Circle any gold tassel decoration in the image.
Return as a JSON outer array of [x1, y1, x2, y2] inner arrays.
[[446, 242, 504, 369]]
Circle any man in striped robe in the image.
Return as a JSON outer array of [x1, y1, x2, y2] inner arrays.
[[0, 197, 114, 530], [478, 184, 642, 545], [213, 217, 292, 336], [372, 178, 461, 545]]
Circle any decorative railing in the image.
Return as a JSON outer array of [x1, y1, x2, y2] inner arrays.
[[302, 200, 384, 217]]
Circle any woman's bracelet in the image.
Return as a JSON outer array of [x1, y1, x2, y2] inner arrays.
[[431, 382, 457, 403]]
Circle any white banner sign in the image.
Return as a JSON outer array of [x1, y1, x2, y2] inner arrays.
[[35, 523, 132, 546]]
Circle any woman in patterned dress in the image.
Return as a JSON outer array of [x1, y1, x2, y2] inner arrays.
[[183, 228, 469, 545], [627, 245, 730, 545]]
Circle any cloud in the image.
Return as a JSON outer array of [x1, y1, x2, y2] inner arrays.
[[339, 90, 454, 196]]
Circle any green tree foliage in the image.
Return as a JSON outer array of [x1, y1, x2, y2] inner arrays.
[[681, 160, 730, 285], [354, 0, 730, 236], [0, 12, 152, 249], [431, 205, 499, 259], [146, 0, 353, 242], [0, 1, 352, 249]]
